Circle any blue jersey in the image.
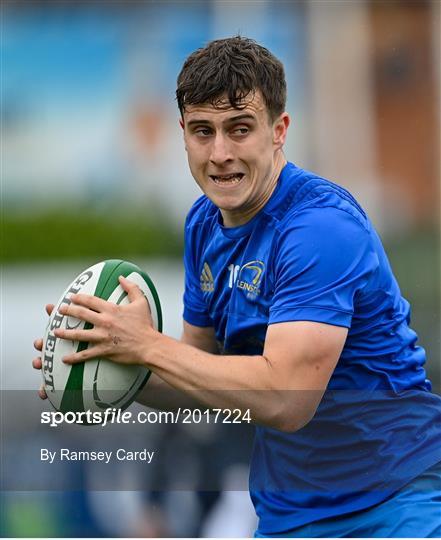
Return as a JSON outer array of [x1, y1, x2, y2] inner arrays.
[[183, 162, 441, 533]]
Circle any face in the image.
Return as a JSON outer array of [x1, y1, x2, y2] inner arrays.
[[181, 91, 290, 227]]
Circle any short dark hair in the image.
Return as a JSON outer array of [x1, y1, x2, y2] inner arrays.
[[176, 36, 286, 121]]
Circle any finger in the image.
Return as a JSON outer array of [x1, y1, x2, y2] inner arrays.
[[53, 327, 102, 343], [34, 338, 43, 351], [120, 277, 152, 321], [119, 275, 144, 303], [33, 356, 42, 369], [58, 303, 101, 325], [46, 303, 55, 316], [70, 293, 109, 312], [141, 297, 153, 323], [62, 345, 103, 364], [39, 384, 48, 400]]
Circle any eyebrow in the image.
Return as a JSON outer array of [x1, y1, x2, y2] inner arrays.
[[186, 113, 256, 127]]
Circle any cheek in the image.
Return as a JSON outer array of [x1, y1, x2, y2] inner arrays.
[[185, 146, 200, 170], [185, 148, 207, 184], [186, 142, 207, 166], [244, 133, 273, 161], [187, 160, 202, 184], [245, 144, 272, 171]]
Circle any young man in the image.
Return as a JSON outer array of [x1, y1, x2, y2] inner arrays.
[[33, 37, 440, 537]]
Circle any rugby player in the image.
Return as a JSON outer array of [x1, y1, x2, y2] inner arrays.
[[33, 37, 441, 537]]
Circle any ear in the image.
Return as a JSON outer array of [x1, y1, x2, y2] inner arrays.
[[179, 118, 184, 130], [273, 112, 290, 148]]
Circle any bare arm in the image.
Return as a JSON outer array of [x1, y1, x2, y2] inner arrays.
[[141, 320, 346, 431], [135, 323, 218, 411], [56, 280, 347, 432]]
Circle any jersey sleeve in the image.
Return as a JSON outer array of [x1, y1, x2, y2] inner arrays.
[[269, 206, 379, 328], [182, 209, 213, 327]]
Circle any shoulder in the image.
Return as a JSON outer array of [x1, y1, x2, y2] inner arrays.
[[276, 164, 371, 234], [269, 165, 379, 275], [184, 195, 218, 261], [185, 195, 217, 231]]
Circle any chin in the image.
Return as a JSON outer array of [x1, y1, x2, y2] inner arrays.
[[210, 192, 245, 210]]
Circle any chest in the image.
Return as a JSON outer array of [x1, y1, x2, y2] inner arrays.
[[197, 225, 276, 353]]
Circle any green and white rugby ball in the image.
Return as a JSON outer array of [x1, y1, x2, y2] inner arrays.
[[41, 260, 162, 414]]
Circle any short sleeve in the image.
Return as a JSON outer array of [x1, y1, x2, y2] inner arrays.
[[182, 213, 213, 327], [269, 207, 379, 328]]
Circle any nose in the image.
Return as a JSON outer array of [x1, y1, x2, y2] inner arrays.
[[209, 132, 233, 166]]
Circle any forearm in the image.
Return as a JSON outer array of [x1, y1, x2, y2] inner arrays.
[[54, 281, 342, 431], [136, 372, 206, 411], [136, 326, 219, 412], [142, 332, 304, 431]]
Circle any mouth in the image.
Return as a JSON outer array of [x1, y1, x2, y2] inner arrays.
[[209, 172, 245, 185]]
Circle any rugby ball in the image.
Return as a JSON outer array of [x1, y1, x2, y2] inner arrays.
[[41, 260, 162, 414]]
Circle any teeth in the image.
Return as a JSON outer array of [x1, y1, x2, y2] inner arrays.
[[211, 173, 243, 185]]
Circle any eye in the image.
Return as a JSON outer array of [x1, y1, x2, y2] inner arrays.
[[194, 127, 212, 137], [232, 126, 249, 136]]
